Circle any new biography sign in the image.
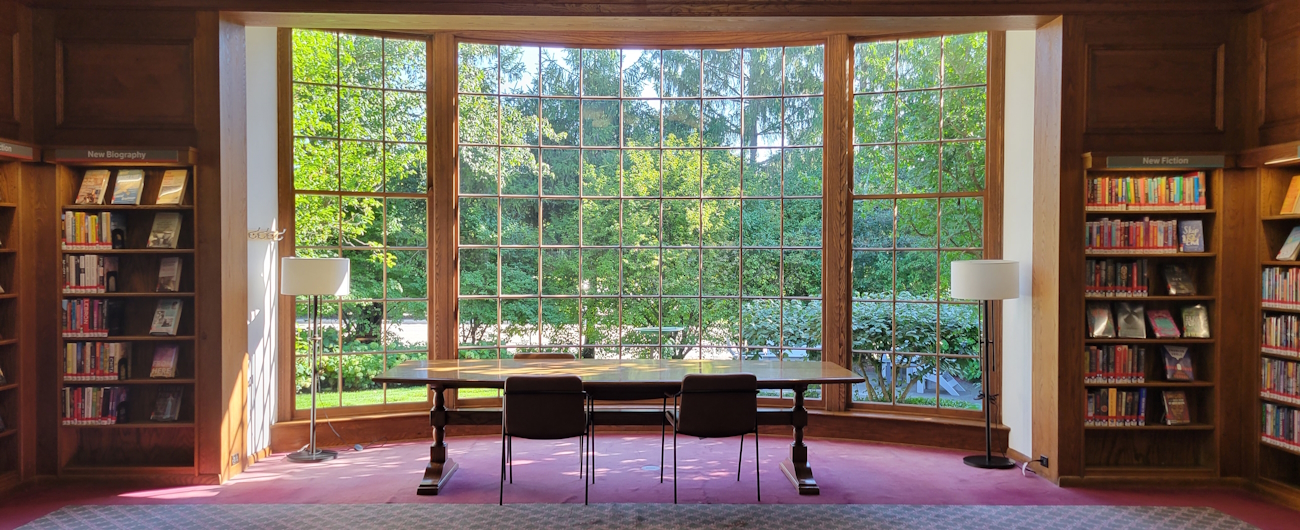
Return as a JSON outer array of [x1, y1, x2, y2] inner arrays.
[[51, 148, 186, 164]]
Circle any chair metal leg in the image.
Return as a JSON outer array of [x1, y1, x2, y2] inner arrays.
[[583, 433, 589, 505], [500, 432, 507, 505], [754, 429, 761, 502], [672, 427, 678, 504], [660, 397, 667, 484], [508, 436, 513, 484], [737, 434, 744, 480]]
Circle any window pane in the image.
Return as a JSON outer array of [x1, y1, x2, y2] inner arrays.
[[501, 45, 540, 95], [623, 49, 661, 98], [293, 30, 337, 84]]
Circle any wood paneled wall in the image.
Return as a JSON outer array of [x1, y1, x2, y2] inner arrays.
[[0, 1, 33, 142], [1250, 0, 1300, 146]]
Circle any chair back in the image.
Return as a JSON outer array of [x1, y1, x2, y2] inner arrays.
[[676, 373, 758, 438], [512, 352, 576, 360], [503, 375, 587, 440]]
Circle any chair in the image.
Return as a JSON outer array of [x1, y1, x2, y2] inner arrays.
[[500, 375, 589, 505], [512, 352, 577, 360], [665, 373, 760, 503]]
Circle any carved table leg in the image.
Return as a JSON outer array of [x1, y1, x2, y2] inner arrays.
[[417, 385, 459, 495], [779, 384, 819, 495]]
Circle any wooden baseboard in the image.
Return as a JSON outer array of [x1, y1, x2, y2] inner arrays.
[[1059, 474, 1248, 488], [269, 408, 1010, 455], [0, 470, 20, 495], [1252, 477, 1300, 512]]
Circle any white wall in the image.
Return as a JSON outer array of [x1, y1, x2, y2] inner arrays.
[[1002, 29, 1037, 458], [245, 25, 279, 459]]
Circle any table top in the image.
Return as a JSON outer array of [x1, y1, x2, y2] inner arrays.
[[373, 358, 865, 389]]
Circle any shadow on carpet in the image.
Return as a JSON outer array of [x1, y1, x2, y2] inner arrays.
[[20, 504, 1255, 529]]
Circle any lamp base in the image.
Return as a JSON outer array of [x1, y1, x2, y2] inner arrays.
[[287, 448, 338, 463], [963, 454, 1016, 469]]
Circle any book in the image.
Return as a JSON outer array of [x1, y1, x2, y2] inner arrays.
[[149, 299, 183, 336], [1162, 345, 1194, 381], [1162, 390, 1191, 425], [1282, 175, 1300, 215], [1182, 304, 1210, 338], [150, 344, 179, 378], [1147, 309, 1181, 338], [106, 299, 126, 336], [1278, 226, 1300, 261], [110, 215, 127, 250], [1162, 264, 1197, 296], [1115, 302, 1147, 339], [147, 212, 182, 249], [110, 169, 145, 205], [1178, 220, 1204, 253], [1087, 302, 1116, 338], [151, 386, 183, 422], [156, 257, 182, 292], [156, 169, 189, 205], [74, 169, 110, 205]]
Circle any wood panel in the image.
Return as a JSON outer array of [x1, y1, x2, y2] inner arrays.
[[1085, 45, 1224, 134], [28, 0, 1255, 16], [0, 1, 32, 142], [821, 34, 851, 412], [54, 40, 194, 129], [1076, 14, 1235, 153], [1219, 166, 1258, 479], [1258, 0, 1300, 145], [32, 9, 200, 146]]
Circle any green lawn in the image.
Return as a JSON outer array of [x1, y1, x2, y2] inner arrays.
[[296, 386, 429, 409]]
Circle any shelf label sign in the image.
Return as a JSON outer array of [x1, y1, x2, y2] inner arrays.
[[1106, 155, 1225, 169], [0, 140, 34, 161], [53, 148, 183, 163]]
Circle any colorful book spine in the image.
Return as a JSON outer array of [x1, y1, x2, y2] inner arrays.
[[62, 255, 108, 294], [62, 342, 128, 382], [60, 386, 127, 426], [1084, 259, 1149, 297], [1263, 313, 1300, 357], [1086, 172, 1207, 211], [1084, 217, 1180, 253], [61, 298, 109, 338], [1085, 387, 1147, 426], [1263, 403, 1300, 452], [1263, 267, 1300, 309], [1085, 345, 1147, 384], [60, 212, 114, 250]]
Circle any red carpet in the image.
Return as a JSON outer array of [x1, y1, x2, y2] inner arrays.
[[1, 435, 1295, 529]]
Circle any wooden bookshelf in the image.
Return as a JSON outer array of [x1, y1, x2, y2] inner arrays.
[[1079, 152, 1225, 476], [1244, 141, 1300, 501], [46, 147, 200, 475], [0, 138, 35, 492]]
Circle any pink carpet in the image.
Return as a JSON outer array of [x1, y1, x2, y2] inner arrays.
[[1, 435, 1296, 529]]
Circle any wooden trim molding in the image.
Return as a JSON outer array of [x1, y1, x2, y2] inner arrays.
[[275, 28, 296, 422], [822, 34, 852, 413]]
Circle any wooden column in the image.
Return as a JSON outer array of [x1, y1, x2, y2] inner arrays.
[[429, 33, 458, 406], [822, 34, 852, 412]]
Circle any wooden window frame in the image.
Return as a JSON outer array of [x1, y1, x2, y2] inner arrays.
[[278, 28, 1005, 422]]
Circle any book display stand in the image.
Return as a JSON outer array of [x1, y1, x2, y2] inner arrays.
[[0, 138, 35, 493], [1079, 153, 1224, 477], [47, 147, 199, 474]]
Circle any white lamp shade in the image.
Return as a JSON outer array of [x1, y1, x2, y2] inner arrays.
[[950, 260, 1020, 301], [281, 257, 351, 296]]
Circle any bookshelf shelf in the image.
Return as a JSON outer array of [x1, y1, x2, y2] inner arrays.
[[60, 422, 194, 430], [0, 137, 34, 491], [50, 149, 200, 476], [1084, 338, 1215, 345], [1084, 423, 1216, 431], [59, 335, 196, 342], [62, 205, 194, 212], [1248, 142, 1300, 498], [1083, 381, 1214, 388], [59, 249, 195, 255], [1085, 209, 1216, 215], [1084, 252, 1216, 259], [63, 379, 195, 386], [1084, 296, 1215, 302], [1079, 153, 1223, 476], [60, 292, 196, 298]]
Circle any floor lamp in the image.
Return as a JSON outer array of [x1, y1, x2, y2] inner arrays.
[[951, 259, 1019, 469], [281, 257, 351, 463]]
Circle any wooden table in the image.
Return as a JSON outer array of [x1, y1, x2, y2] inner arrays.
[[374, 358, 864, 497]]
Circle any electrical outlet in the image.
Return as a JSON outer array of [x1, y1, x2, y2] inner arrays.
[[1038, 455, 1049, 468], [231, 453, 240, 466]]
